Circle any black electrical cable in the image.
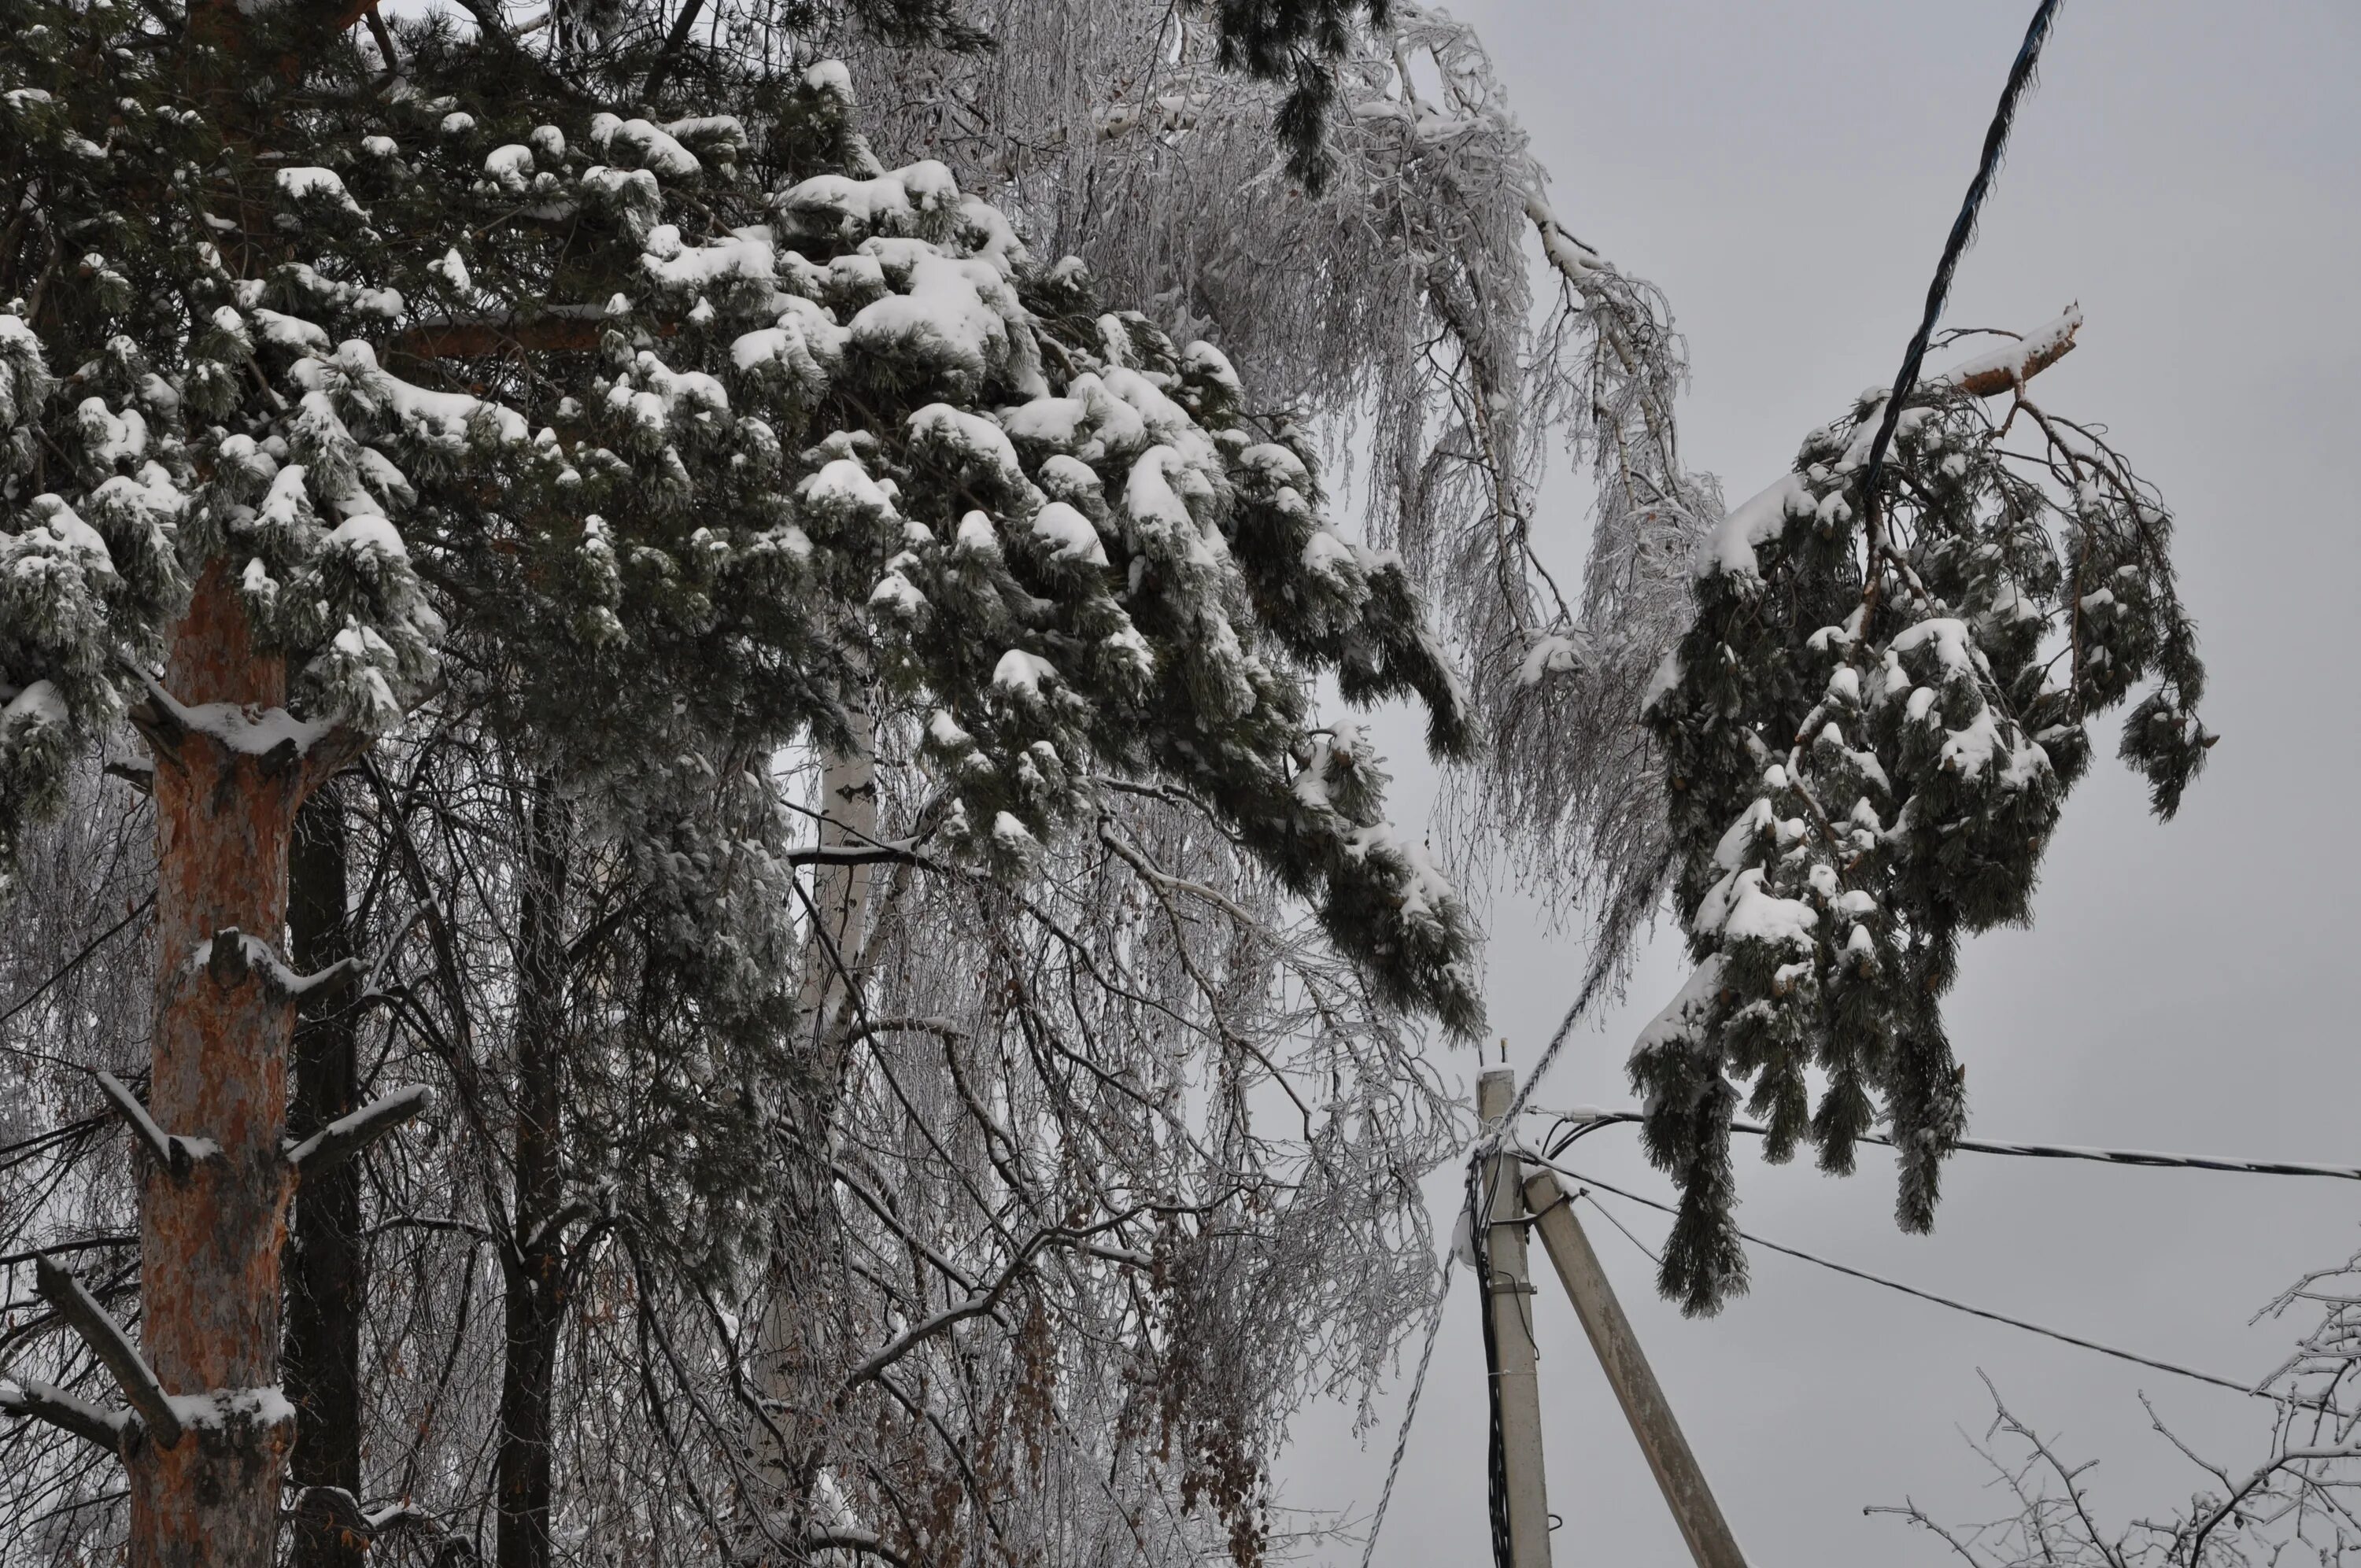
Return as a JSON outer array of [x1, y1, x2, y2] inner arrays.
[[1467, 1157, 1515, 1568], [1535, 1109, 2361, 1183], [1546, 1158, 2332, 1412], [1857, 0, 2067, 541]]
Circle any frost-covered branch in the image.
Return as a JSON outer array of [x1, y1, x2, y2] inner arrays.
[[1883, 1260, 2361, 1568]]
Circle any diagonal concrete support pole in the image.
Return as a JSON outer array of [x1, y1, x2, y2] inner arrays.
[[1524, 1168, 1747, 1568]]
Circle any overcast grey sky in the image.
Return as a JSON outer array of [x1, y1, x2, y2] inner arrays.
[[1280, 2, 2361, 1562]]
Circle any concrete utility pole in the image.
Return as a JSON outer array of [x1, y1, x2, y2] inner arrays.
[[1478, 1067, 1553, 1568], [1524, 1168, 1747, 1568]]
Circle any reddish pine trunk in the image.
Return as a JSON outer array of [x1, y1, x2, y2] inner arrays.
[[134, 563, 309, 1566]]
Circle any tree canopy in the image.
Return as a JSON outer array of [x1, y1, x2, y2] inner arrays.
[[0, 0, 2213, 1561]]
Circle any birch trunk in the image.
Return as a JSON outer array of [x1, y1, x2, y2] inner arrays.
[[751, 711, 879, 1532], [796, 710, 881, 1046]]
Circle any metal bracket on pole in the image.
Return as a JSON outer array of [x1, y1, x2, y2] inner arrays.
[[1479, 1068, 1553, 1568], [1523, 1168, 1747, 1568]]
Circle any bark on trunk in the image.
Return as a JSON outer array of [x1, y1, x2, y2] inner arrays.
[[120, 17, 372, 1563], [134, 562, 311, 1567], [751, 718, 879, 1523], [286, 782, 367, 1568], [795, 713, 881, 1045], [496, 787, 570, 1568]]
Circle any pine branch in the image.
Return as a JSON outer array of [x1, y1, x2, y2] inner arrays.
[[198, 928, 365, 1006], [640, 0, 707, 103], [390, 315, 609, 362], [0, 1375, 130, 1452], [32, 1258, 181, 1448], [285, 1084, 433, 1175], [93, 1071, 217, 1175], [784, 839, 929, 869], [1944, 307, 2082, 398]]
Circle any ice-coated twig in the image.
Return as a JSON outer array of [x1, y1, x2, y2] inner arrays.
[[33, 1256, 182, 1448], [93, 1070, 217, 1175], [805, 1526, 907, 1566], [285, 1083, 433, 1175], [841, 1216, 1158, 1391], [783, 838, 926, 868], [0, 1375, 132, 1452]]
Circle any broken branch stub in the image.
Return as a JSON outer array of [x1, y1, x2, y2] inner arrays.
[[94, 1071, 217, 1177], [286, 1084, 434, 1175], [0, 1376, 134, 1452], [33, 1257, 183, 1448]]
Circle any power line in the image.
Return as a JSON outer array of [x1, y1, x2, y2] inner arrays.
[[1542, 1158, 2327, 1411], [1354, 1247, 1457, 1568], [1856, 0, 2068, 522], [1356, 1139, 1523, 1568], [1532, 1109, 2361, 1182]]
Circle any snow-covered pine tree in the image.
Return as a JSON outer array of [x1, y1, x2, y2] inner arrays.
[[852, 0, 1720, 996], [377, 78, 1484, 1556], [0, 3, 1483, 1561], [0, 4, 466, 1560], [1637, 315, 2211, 1313]]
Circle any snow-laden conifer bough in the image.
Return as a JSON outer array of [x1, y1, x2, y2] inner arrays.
[[1632, 0, 2208, 1315], [0, 11, 1489, 1564], [1633, 304, 2210, 1316], [0, 0, 2220, 1562]]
